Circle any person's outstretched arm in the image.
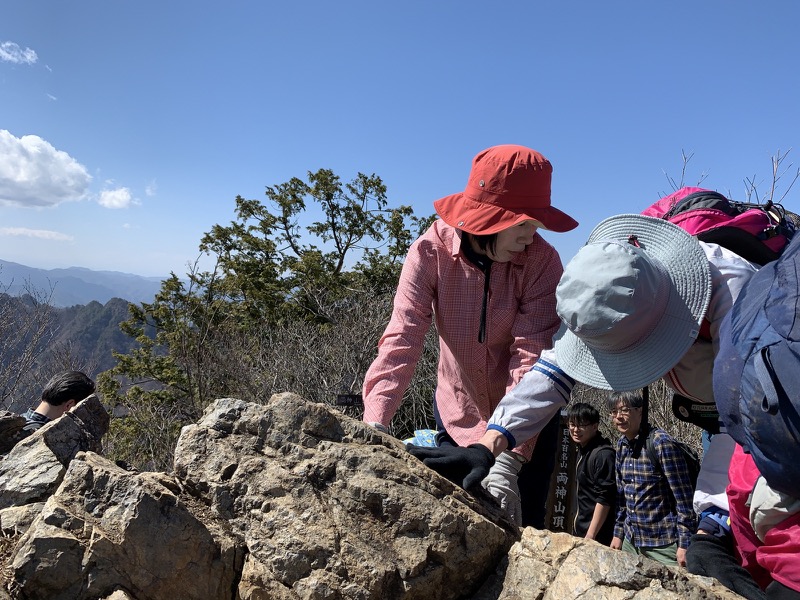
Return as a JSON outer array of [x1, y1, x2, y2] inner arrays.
[[485, 348, 574, 452], [363, 235, 436, 431], [407, 349, 573, 487]]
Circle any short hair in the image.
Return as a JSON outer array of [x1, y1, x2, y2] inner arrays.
[[41, 371, 96, 406], [566, 402, 600, 425], [605, 390, 644, 412]]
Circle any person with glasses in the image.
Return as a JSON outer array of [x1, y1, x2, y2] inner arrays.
[[566, 402, 616, 546], [606, 391, 696, 566]]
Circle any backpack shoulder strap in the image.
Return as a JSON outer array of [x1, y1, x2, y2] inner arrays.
[[643, 427, 665, 477], [588, 442, 615, 465]]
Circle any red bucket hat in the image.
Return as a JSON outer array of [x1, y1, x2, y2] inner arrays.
[[433, 145, 578, 234]]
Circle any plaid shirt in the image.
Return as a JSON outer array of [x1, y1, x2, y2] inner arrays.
[[613, 428, 698, 549], [362, 219, 563, 458]]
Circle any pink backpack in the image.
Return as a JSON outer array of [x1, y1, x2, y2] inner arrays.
[[642, 187, 796, 266], [644, 187, 798, 434]]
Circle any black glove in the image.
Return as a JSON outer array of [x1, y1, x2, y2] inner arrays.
[[406, 443, 495, 491]]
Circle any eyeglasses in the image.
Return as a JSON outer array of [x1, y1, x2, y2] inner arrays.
[[568, 423, 591, 430], [608, 407, 633, 417]]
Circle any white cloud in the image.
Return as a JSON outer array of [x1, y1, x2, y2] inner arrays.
[[98, 187, 136, 209], [0, 41, 38, 65], [145, 180, 157, 196], [0, 227, 73, 241], [0, 130, 92, 207], [46, 93, 57, 101]]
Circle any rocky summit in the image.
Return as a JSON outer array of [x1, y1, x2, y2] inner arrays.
[[0, 393, 744, 600]]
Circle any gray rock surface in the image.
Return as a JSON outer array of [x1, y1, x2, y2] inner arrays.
[[0, 394, 109, 511], [0, 412, 27, 455], [474, 527, 745, 599], [0, 393, 747, 600]]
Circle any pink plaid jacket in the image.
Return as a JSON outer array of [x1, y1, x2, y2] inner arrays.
[[362, 220, 563, 459]]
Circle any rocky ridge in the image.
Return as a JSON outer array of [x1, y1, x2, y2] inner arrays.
[[0, 393, 744, 599]]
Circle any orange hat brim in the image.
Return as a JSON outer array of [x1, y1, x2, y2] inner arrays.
[[434, 192, 578, 234]]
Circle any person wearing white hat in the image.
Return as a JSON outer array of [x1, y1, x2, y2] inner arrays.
[[410, 212, 760, 571]]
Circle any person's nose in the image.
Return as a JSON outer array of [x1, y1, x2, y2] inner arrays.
[[518, 224, 536, 244]]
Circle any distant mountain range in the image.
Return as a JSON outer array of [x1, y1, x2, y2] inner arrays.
[[0, 260, 166, 307]]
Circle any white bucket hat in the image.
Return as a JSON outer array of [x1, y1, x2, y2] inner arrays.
[[553, 214, 713, 390]]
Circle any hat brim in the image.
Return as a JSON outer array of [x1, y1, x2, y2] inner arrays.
[[553, 214, 712, 390], [433, 193, 579, 234]]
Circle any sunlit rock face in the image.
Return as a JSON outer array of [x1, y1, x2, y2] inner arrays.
[[1, 393, 744, 600]]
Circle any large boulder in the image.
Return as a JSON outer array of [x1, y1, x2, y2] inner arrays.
[[474, 527, 745, 599], [173, 393, 515, 600], [10, 454, 239, 600], [0, 394, 109, 513]]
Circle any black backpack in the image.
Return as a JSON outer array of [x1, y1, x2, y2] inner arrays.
[[639, 387, 701, 490], [643, 427, 701, 492]]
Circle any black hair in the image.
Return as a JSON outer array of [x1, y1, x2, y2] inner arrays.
[[464, 232, 498, 256], [566, 402, 600, 426], [605, 390, 644, 412], [41, 371, 96, 406]]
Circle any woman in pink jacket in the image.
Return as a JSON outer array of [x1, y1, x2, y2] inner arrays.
[[362, 144, 578, 526]]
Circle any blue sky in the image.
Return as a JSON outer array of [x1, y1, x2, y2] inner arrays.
[[1, 1, 799, 278]]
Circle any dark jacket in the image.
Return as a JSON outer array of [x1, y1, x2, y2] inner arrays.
[[573, 433, 616, 545], [21, 409, 51, 434]]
